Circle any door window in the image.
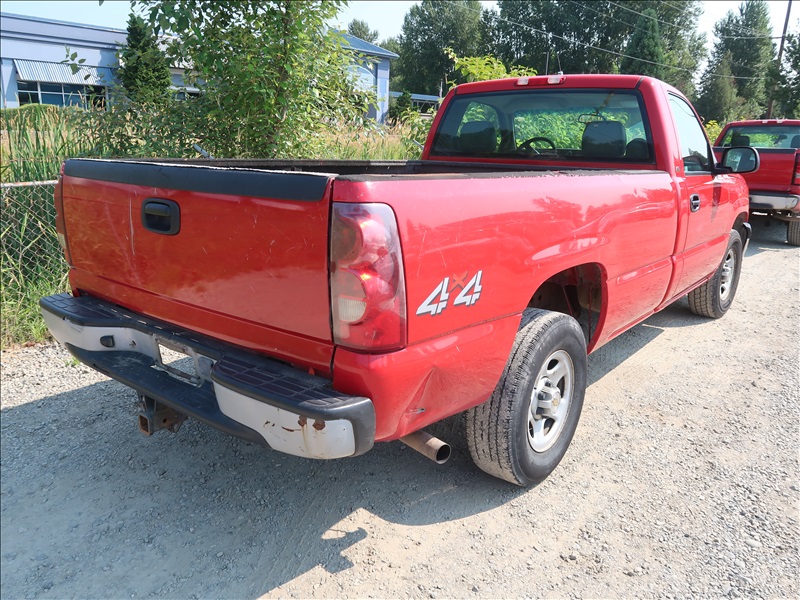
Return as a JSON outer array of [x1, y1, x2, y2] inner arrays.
[[668, 95, 712, 173]]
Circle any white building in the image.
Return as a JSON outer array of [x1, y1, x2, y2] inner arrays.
[[0, 13, 398, 122]]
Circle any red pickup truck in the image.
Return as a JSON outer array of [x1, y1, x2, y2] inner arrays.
[[41, 74, 757, 486], [714, 119, 800, 245]]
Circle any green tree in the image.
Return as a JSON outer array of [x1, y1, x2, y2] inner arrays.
[[696, 52, 742, 122], [347, 18, 379, 43], [394, 0, 484, 95], [445, 48, 536, 84], [711, 0, 775, 117], [118, 14, 171, 103], [771, 33, 800, 118], [484, 1, 705, 97], [387, 90, 412, 123], [620, 8, 665, 80], [134, 0, 372, 158]]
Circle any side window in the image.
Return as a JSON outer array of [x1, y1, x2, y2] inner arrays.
[[668, 95, 712, 173]]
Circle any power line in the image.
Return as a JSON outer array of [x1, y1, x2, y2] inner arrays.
[[470, 3, 766, 82], [606, 1, 692, 33], [567, 1, 651, 38], [717, 34, 782, 39], [659, 0, 694, 13], [568, 0, 774, 75], [610, 0, 777, 39]]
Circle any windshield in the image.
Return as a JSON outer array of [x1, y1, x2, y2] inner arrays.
[[430, 89, 653, 162], [719, 125, 800, 149]]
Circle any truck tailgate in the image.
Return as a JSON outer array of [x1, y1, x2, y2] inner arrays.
[[61, 159, 335, 371]]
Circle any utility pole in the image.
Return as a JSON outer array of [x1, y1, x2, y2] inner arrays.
[[767, 0, 793, 118]]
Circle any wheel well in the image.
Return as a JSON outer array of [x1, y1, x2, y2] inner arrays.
[[527, 264, 604, 346]]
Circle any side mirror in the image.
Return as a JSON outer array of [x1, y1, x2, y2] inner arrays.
[[717, 146, 760, 174]]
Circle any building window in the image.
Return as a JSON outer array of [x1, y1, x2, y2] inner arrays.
[[17, 81, 39, 104], [17, 80, 107, 108], [173, 90, 201, 101]]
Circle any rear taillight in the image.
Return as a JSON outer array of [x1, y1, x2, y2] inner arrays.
[[54, 162, 72, 266], [330, 203, 406, 352], [793, 155, 799, 185]]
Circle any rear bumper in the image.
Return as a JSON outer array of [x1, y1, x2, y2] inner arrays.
[[750, 192, 800, 213], [40, 293, 374, 459]]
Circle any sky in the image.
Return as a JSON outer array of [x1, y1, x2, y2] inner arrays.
[[2, 0, 796, 57]]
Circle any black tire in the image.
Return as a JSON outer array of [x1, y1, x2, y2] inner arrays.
[[465, 309, 587, 486], [788, 221, 800, 246], [687, 230, 743, 319]]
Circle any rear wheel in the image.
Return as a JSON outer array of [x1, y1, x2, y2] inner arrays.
[[788, 220, 800, 246], [688, 230, 743, 319], [466, 309, 587, 486]]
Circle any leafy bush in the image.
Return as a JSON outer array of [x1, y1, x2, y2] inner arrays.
[[134, 0, 375, 159], [704, 119, 724, 144]]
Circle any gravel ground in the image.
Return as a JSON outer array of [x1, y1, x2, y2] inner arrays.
[[2, 216, 798, 599]]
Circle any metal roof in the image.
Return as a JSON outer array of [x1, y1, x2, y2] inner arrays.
[[14, 58, 114, 85], [14, 59, 114, 86], [389, 91, 441, 102], [341, 33, 399, 59]]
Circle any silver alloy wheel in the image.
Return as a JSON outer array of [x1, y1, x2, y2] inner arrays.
[[528, 349, 574, 453], [719, 246, 737, 302]]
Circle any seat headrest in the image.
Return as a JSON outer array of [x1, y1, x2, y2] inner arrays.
[[582, 121, 626, 158], [625, 138, 649, 159], [790, 135, 800, 149], [458, 120, 497, 154], [731, 134, 750, 147]]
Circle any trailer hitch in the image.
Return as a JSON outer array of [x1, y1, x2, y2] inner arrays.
[[137, 394, 186, 435]]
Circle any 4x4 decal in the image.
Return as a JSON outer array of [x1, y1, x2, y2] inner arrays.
[[416, 270, 483, 316]]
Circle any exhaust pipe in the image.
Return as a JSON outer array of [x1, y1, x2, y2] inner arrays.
[[400, 430, 451, 464]]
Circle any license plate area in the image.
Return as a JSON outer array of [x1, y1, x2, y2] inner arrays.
[[154, 338, 213, 386]]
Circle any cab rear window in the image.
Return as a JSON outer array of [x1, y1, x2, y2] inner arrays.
[[719, 126, 800, 149], [430, 89, 653, 162]]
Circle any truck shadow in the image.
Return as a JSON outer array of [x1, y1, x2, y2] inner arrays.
[[0, 381, 524, 598], [745, 214, 793, 257]]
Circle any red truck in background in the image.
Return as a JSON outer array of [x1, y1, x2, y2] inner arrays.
[[714, 119, 800, 246], [41, 74, 758, 486]]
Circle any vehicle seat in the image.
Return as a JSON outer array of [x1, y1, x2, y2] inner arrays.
[[458, 120, 497, 154], [737, 150, 757, 172], [731, 134, 750, 147], [790, 135, 800, 149], [625, 138, 649, 159], [582, 121, 626, 158]]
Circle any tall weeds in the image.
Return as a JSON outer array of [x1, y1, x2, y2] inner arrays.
[[0, 105, 96, 183]]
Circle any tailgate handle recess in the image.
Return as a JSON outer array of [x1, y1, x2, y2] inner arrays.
[[142, 198, 180, 235]]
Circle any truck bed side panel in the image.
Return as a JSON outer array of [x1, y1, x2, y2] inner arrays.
[[332, 170, 679, 439]]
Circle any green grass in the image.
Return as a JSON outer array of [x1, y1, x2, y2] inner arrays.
[[1, 183, 68, 348], [1, 265, 68, 347], [313, 123, 419, 160]]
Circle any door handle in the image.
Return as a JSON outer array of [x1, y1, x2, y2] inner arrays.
[[690, 194, 701, 213], [142, 199, 180, 235]]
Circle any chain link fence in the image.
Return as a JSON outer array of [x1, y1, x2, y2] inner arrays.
[[1, 180, 68, 345]]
